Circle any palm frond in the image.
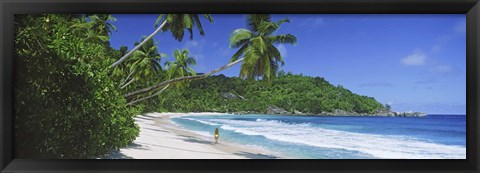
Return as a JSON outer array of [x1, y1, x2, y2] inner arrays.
[[246, 14, 270, 33], [203, 14, 214, 23], [251, 37, 267, 55], [269, 34, 297, 45], [230, 44, 249, 62], [265, 44, 284, 66], [229, 29, 253, 48], [155, 14, 165, 28], [166, 62, 178, 73], [159, 14, 214, 42], [164, 61, 174, 68], [257, 21, 279, 36], [173, 49, 182, 60], [107, 23, 117, 32], [182, 14, 193, 29], [187, 66, 197, 76], [186, 57, 197, 66], [276, 18, 290, 25], [192, 15, 205, 36], [132, 50, 146, 57]]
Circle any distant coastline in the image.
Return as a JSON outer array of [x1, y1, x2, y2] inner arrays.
[[106, 112, 464, 159], [233, 105, 427, 117], [168, 112, 466, 159], [155, 74, 429, 118]]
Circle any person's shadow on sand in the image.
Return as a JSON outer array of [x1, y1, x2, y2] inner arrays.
[[177, 135, 214, 145]]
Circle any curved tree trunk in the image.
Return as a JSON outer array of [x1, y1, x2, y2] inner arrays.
[[127, 84, 170, 106], [110, 20, 168, 68], [124, 58, 245, 100], [120, 69, 136, 88], [121, 78, 135, 89]]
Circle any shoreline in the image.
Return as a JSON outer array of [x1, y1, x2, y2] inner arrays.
[[104, 112, 465, 159], [105, 112, 284, 159]]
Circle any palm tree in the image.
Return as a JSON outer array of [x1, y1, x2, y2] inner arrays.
[[229, 14, 297, 82], [126, 49, 196, 105], [121, 37, 166, 89], [89, 14, 117, 36], [132, 38, 164, 72], [155, 14, 214, 42], [165, 49, 197, 88], [124, 14, 296, 101], [68, 17, 108, 44], [69, 15, 117, 45], [111, 14, 214, 68]]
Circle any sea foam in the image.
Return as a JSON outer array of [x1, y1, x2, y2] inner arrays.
[[177, 116, 466, 159]]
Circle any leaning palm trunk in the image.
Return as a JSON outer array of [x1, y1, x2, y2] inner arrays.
[[110, 20, 168, 68], [121, 78, 135, 89], [127, 84, 170, 106], [120, 69, 136, 88], [124, 58, 245, 100]]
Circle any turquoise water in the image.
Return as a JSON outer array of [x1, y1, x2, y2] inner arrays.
[[170, 114, 466, 159]]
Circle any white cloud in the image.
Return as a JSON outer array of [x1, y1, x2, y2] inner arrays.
[[277, 44, 288, 58], [401, 50, 427, 66]]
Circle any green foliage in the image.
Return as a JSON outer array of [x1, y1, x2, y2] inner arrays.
[[150, 74, 385, 115], [230, 14, 297, 82], [89, 14, 117, 36], [125, 37, 165, 82], [155, 14, 214, 42], [12, 13, 384, 159], [165, 49, 197, 88], [14, 14, 139, 159]]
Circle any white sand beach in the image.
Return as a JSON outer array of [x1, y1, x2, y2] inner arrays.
[[105, 112, 281, 159]]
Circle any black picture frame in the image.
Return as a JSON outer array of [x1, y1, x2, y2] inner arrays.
[[1, 0, 479, 172]]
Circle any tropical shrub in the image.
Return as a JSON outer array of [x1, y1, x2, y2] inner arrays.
[[14, 14, 140, 159]]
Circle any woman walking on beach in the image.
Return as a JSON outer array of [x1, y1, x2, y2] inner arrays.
[[214, 128, 219, 144]]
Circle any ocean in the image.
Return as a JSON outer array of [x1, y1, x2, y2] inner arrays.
[[170, 114, 466, 159]]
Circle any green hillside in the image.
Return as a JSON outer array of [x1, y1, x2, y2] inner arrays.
[[146, 73, 386, 115]]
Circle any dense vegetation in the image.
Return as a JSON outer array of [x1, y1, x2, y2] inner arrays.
[[14, 14, 140, 159], [152, 73, 385, 114], [13, 14, 385, 159]]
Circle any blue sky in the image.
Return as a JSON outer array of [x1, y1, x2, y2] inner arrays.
[[109, 14, 466, 114]]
